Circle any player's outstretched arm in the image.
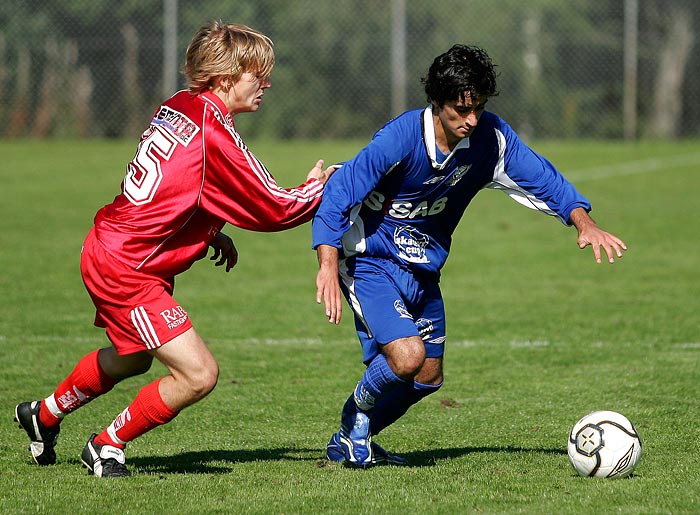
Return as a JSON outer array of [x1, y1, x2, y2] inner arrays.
[[569, 207, 627, 264], [209, 232, 239, 272], [316, 244, 342, 324]]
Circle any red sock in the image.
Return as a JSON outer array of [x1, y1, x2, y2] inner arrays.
[[95, 379, 179, 449], [39, 349, 117, 429]]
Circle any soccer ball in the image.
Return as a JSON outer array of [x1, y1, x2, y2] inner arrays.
[[567, 410, 642, 478]]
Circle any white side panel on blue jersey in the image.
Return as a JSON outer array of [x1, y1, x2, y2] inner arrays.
[[338, 259, 373, 337], [486, 129, 565, 224], [342, 204, 367, 257]]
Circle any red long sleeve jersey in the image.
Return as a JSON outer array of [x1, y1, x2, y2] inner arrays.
[[94, 90, 323, 278]]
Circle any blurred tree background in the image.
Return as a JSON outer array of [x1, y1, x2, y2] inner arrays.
[[0, 0, 697, 140]]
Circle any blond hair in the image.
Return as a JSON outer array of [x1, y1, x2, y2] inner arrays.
[[183, 21, 274, 94]]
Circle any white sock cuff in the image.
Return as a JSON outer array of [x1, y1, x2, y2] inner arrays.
[[43, 394, 66, 419], [107, 421, 128, 447]]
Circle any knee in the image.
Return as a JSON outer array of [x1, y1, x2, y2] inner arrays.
[[387, 338, 426, 379], [394, 356, 425, 379], [186, 362, 219, 402]]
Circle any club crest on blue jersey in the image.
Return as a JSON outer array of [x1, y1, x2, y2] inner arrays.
[[394, 226, 430, 263]]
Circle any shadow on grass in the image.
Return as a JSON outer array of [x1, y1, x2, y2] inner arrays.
[[125, 445, 566, 475], [128, 447, 319, 474], [401, 445, 567, 467]]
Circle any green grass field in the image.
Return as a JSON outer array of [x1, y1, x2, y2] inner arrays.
[[1, 138, 698, 514]]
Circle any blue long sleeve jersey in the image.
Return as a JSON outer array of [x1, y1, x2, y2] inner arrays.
[[312, 106, 591, 276]]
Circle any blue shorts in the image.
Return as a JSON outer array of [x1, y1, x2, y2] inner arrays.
[[339, 255, 446, 364]]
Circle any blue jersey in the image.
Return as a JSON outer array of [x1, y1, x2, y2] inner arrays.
[[312, 106, 591, 276]]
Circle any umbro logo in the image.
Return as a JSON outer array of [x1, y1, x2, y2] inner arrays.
[[446, 164, 472, 186]]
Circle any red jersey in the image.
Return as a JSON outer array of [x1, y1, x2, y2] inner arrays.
[[93, 90, 323, 278]]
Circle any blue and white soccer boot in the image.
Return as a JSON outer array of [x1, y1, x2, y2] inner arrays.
[[366, 440, 409, 466], [332, 395, 374, 468], [327, 432, 409, 467]]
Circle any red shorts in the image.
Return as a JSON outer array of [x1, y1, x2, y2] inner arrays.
[[80, 228, 193, 355]]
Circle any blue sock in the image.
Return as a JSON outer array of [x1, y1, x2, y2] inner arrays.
[[370, 380, 443, 435], [353, 354, 406, 411]]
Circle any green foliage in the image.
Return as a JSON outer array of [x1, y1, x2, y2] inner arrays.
[[1, 139, 699, 514], [1, 1, 700, 138]]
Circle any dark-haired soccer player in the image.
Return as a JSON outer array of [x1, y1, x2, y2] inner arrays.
[[313, 44, 627, 467], [14, 21, 335, 477]]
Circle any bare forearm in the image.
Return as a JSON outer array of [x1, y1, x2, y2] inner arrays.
[[569, 207, 596, 232], [317, 244, 339, 267], [316, 244, 342, 324]]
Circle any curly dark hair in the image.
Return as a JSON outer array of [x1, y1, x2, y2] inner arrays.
[[422, 44, 499, 107]]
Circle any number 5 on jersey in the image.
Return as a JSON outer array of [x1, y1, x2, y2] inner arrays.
[[124, 127, 178, 205]]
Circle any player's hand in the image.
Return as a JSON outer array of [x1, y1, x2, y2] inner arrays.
[[577, 227, 627, 264], [210, 232, 239, 272], [570, 208, 627, 264], [306, 160, 340, 185], [316, 245, 342, 324]]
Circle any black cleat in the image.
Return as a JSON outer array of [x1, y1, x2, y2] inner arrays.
[[14, 401, 60, 466], [81, 433, 131, 478]]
